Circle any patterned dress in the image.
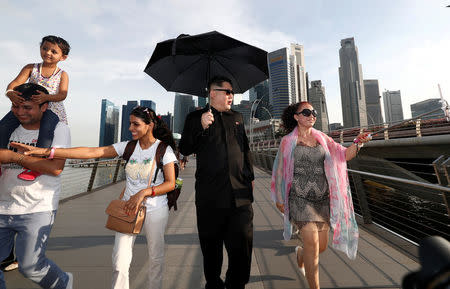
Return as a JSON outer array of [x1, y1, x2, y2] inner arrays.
[[29, 63, 68, 124], [289, 143, 330, 230]]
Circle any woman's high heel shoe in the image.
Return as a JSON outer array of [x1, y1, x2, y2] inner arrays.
[[295, 246, 306, 276]]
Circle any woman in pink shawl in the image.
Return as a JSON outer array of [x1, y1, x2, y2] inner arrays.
[[271, 102, 371, 289]]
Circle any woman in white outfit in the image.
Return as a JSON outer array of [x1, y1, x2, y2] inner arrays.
[[13, 106, 177, 289]]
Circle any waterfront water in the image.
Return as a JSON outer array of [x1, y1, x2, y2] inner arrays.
[[252, 151, 449, 244], [349, 174, 449, 244]]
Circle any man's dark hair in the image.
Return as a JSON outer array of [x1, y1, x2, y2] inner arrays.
[[14, 83, 49, 106], [41, 35, 71, 55], [207, 76, 233, 91]]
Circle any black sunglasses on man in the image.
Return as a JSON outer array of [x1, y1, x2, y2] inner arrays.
[[213, 88, 235, 96]]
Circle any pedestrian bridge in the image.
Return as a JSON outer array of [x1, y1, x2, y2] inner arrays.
[[5, 159, 426, 289]]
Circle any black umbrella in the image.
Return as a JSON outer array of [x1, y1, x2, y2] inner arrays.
[[144, 31, 269, 100]]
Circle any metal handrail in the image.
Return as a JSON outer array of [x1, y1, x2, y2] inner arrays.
[[251, 148, 450, 244], [60, 157, 126, 199], [347, 169, 450, 193], [65, 158, 123, 167]]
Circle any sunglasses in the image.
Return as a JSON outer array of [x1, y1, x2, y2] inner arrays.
[[213, 88, 235, 96], [295, 109, 318, 117]]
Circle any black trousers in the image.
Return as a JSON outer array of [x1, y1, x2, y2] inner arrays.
[[196, 204, 253, 289]]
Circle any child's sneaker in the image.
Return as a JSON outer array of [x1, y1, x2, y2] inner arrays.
[[3, 261, 18, 272], [17, 169, 41, 181], [66, 272, 73, 289]]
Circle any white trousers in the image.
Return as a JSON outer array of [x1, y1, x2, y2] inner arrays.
[[111, 205, 169, 289]]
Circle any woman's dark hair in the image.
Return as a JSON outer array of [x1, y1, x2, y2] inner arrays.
[[130, 106, 176, 151], [41, 35, 71, 55], [281, 101, 312, 133]]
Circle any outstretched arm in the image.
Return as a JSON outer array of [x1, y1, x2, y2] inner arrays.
[[10, 143, 118, 160], [345, 132, 372, 161], [0, 149, 65, 176]]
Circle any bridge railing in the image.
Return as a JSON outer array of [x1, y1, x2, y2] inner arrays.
[[60, 158, 126, 200], [249, 117, 450, 149], [251, 149, 450, 244], [327, 117, 450, 143]]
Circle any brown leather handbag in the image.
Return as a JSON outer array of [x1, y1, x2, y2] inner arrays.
[[105, 147, 156, 234], [105, 200, 146, 234]]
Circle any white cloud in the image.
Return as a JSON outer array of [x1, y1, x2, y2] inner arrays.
[[366, 38, 450, 118], [67, 56, 147, 81], [1, 0, 449, 145]]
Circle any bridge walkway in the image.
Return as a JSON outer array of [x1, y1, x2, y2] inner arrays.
[[5, 160, 419, 289]]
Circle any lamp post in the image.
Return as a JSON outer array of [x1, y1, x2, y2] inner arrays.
[[249, 98, 262, 144], [259, 106, 275, 140]]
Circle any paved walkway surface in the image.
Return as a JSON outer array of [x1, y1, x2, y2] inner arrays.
[[5, 160, 419, 289]]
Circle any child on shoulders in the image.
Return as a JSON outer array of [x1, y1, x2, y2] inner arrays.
[[1, 35, 70, 181]]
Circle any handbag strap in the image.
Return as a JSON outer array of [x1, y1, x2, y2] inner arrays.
[[148, 156, 156, 188], [121, 143, 157, 203], [139, 155, 157, 205]]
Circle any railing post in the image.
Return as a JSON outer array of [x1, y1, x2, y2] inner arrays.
[[87, 159, 100, 192], [432, 155, 450, 216], [443, 157, 450, 186], [112, 159, 122, 183], [348, 162, 372, 224], [415, 118, 422, 137], [384, 123, 389, 140]]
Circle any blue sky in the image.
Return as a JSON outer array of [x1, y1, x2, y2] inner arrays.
[[0, 0, 449, 146]]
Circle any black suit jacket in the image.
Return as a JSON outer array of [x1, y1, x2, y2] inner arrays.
[[179, 105, 254, 208]]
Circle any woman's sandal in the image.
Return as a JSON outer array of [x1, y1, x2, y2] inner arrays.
[[295, 246, 306, 276]]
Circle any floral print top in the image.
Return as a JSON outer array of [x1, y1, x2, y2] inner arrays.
[[29, 63, 68, 124]]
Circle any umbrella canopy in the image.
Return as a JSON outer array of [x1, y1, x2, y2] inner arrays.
[[144, 31, 269, 97]]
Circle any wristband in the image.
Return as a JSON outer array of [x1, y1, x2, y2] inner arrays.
[[151, 186, 156, 197], [5, 89, 14, 97], [17, 154, 25, 167], [48, 147, 56, 159], [353, 138, 364, 149]]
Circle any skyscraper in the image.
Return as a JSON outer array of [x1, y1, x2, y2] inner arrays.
[[161, 112, 173, 131], [121, 100, 138, 141], [268, 48, 297, 119], [338, 37, 368, 128], [197, 96, 207, 108], [383, 90, 404, 123], [411, 99, 445, 120], [290, 43, 308, 102], [308, 80, 329, 133], [364, 80, 383, 125], [173, 93, 195, 134], [99, 99, 119, 146], [140, 100, 156, 111]]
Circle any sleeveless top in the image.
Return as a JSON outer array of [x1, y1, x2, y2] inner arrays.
[[29, 63, 68, 124], [288, 144, 330, 225]]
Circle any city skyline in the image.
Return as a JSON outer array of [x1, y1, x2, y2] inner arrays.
[[0, 1, 448, 145], [339, 37, 368, 128], [99, 99, 119, 146]]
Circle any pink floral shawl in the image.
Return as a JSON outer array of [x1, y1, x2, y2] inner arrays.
[[270, 127, 359, 259]]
